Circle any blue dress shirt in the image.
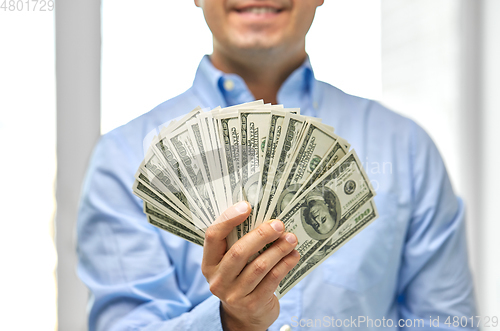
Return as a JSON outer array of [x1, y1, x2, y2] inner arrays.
[[77, 55, 477, 330]]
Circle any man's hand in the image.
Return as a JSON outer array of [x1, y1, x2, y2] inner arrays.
[[202, 201, 300, 331]]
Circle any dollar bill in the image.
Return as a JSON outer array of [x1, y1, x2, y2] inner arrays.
[[147, 215, 204, 247], [239, 109, 271, 234], [132, 179, 207, 233], [197, 111, 232, 209], [135, 172, 201, 231], [256, 113, 307, 225], [289, 140, 349, 204], [251, 109, 289, 226], [153, 137, 212, 228], [144, 202, 205, 238], [167, 125, 218, 221], [275, 151, 376, 287], [215, 111, 245, 239], [276, 199, 378, 299], [265, 121, 346, 221], [138, 150, 207, 229], [186, 118, 223, 215]]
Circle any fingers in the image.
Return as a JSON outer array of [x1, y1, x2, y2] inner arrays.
[[202, 201, 251, 269], [237, 232, 298, 295], [249, 249, 300, 301], [217, 220, 286, 280]]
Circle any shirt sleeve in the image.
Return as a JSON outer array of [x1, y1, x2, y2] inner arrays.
[[77, 132, 223, 331], [397, 121, 477, 330]]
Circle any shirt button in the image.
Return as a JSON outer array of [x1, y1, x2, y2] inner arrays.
[[280, 324, 292, 331], [313, 101, 319, 109], [223, 79, 235, 91]]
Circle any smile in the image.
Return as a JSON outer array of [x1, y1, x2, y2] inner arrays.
[[236, 7, 282, 14]]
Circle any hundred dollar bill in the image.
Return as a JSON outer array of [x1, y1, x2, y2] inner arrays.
[[214, 101, 268, 207], [251, 110, 288, 225], [153, 137, 212, 228], [139, 151, 188, 213], [144, 202, 205, 238], [218, 103, 274, 238], [167, 125, 218, 221], [136, 168, 189, 219], [132, 179, 207, 233], [151, 106, 213, 222], [215, 111, 245, 238], [249, 109, 298, 225], [217, 101, 267, 242], [198, 111, 241, 246], [289, 139, 350, 205], [138, 150, 207, 229], [135, 172, 204, 235], [266, 121, 346, 221], [197, 111, 232, 209], [275, 151, 376, 287], [256, 113, 307, 225], [239, 109, 271, 234], [216, 111, 243, 201], [147, 215, 204, 247], [276, 199, 378, 299], [239, 108, 273, 193], [186, 118, 223, 215]]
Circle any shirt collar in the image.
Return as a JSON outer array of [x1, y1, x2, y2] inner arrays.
[[192, 54, 318, 116]]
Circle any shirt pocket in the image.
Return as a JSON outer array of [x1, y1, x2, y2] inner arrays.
[[321, 193, 398, 292]]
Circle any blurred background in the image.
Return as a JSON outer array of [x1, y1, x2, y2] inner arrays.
[[0, 0, 498, 329]]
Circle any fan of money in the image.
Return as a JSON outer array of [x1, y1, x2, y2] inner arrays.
[[133, 100, 378, 298]]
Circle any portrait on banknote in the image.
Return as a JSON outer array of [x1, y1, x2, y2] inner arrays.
[[302, 186, 340, 240]]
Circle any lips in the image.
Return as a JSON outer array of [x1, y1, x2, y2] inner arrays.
[[229, 1, 288, 25], [231, 1, 287, 15], [236, 7, 281, 14]]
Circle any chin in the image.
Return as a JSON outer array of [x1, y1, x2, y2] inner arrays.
[[228, 30, 285, 51]]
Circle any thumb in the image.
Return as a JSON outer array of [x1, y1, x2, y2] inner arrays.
[[203, 201, 251, 266]]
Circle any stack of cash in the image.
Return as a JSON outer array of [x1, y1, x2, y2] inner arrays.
[[133, 100, 378, 298]]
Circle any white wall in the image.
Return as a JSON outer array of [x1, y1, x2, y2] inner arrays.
[[478, 0, 500, 320], [0, 10, 57, 331], [381, 0, 500, 323], [101, 1, 213, 134]]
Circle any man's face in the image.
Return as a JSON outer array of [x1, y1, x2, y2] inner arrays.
[[195, 0, 324, 52], [308, 201, 336, 235]]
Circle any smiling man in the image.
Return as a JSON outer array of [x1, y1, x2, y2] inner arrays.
[[77, 1, 477, 330]]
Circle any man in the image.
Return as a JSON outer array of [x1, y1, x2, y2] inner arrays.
[[77, 0, 477, 330]]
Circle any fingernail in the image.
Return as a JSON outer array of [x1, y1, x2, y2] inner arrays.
[[291, 250, 299, 257], [235, 201, 249, 214], [285, 233, 297, 244], [270, 220, 284, 232]]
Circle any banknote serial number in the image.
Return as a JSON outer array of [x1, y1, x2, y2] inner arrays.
[[1, 0, 54, 11]]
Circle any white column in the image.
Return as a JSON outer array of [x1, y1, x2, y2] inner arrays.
[[458, 0, 483, 310], [478, 0, 500, 318], [55, 0, 101, 329]]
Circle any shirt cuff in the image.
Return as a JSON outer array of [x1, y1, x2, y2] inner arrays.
[[188, 295, 223, 331], [138, 295, 223, 331]]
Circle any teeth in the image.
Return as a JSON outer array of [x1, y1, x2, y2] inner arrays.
[[242, 7, 278, 14]]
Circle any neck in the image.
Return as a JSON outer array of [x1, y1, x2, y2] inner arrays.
[[210, 41, 307, 105]]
